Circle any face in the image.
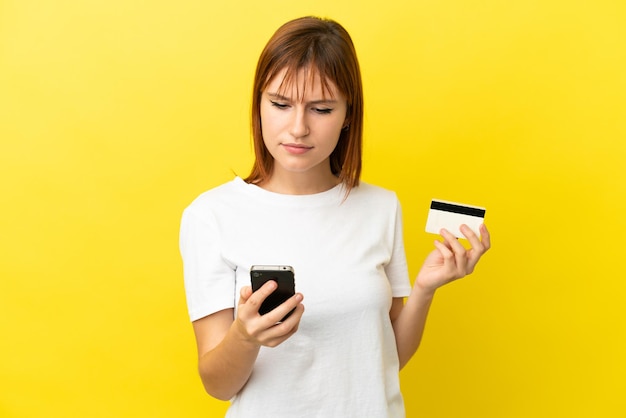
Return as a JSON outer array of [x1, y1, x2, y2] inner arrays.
[[260, 67, 348, 182]]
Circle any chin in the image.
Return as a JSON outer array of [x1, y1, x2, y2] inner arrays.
[[280, 166, 315, 174]]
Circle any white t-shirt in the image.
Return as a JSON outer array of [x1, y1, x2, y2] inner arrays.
[[180, 177, 412, 418]]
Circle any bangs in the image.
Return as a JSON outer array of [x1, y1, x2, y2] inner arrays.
[[262, 62, 340, 102]]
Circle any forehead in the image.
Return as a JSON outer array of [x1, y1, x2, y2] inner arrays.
[[264, 66, 342, 101]]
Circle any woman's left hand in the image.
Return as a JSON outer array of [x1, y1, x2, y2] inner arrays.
[[415, 223, 491, 294]]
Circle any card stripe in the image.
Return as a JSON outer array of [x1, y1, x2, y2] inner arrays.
[[430, 200, 486, 218]]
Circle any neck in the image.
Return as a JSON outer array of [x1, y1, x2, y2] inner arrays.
[[259, 168, 340, 195]]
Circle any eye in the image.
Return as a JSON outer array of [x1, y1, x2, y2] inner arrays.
[[313, 107, 333, 114], [270, 100, 289, 109]]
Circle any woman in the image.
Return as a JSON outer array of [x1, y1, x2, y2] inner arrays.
[[180, 16, 490, 417]]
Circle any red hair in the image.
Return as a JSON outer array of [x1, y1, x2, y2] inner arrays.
[[245, 16, 364, 194]]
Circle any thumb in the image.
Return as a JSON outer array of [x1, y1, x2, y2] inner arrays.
[[239, 286, 253, 305]]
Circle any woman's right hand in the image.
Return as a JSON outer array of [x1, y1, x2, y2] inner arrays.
[[235, 281, 305, 348], [192, 281, 304, 400]]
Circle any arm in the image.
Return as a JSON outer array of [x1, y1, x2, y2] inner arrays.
[[192, 281, 305, 400], [391, 224, 491, 369], [390, 290, 434, 370]]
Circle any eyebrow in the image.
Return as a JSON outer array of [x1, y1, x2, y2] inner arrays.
[[266, 92, 338, 105]]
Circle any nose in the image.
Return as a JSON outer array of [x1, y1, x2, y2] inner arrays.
[[289, 107, 309, 139]]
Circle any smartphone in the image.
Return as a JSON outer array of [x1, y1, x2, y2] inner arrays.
[[250, 265, 296, 319]]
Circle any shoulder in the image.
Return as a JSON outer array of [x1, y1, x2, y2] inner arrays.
[[355, 181, 397, 197], [349, 181, 399, 205], [182, 177, 245, 222], [188, 178, 240, 203], [340, 181, 401, 217]]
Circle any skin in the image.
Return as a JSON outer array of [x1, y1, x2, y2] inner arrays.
[[191, 66, 491, 400]]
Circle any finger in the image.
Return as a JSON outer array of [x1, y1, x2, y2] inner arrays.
[[247, 280, 278, 314], [441, 228, 471, 275], [263, 293, 304, 325], [239, 286, 253, 305], [258, 303, 305, 347], [440, 228, 466, 254], [479, 224, 491, 251], [451, 243, 468, 275], [433, 239, 456, 269], [276, 300, 305, 328], [463, 224, 491, 273], [460, 224, 484, 254]]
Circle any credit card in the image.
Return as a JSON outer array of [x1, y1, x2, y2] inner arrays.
[[425, 199, 486, 239]]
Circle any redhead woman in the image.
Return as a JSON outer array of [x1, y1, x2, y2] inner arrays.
[[180, 16, 490, 418]]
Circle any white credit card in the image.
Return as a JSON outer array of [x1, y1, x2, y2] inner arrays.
[[425, 199, 486, 239]]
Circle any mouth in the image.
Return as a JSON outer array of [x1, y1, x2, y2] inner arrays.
[[282, 143, 313, 155]]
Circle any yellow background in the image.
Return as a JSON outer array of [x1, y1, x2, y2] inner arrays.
[[1, 0, 624, 417]]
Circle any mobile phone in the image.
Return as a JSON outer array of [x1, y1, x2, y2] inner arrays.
[[250, 265, 296, 319]]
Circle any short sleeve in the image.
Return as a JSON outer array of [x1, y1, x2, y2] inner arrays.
[[385, 198, 412, 297], [179, 205, 236, 321]]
